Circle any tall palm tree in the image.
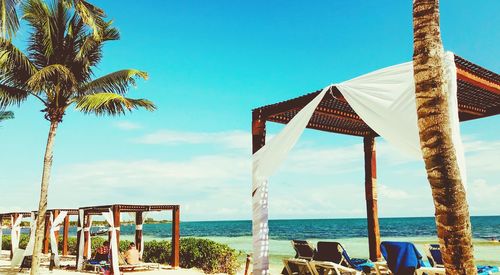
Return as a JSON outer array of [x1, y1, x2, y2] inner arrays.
[[0, 0, 155, 273], [1, 0, 105, 39], [0, 110, 13, 122], [412, 0, 476, 274]]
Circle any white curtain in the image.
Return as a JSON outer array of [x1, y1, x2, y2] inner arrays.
[[77, 209, 85, 270], [102, 209, 120, 275], [84, 215, 93, 259], [50, 211, 68, 266], [335, 51, 466, 185], [10, 214, 23, 254], [252, 87, 330, 274], [250, 51, 466, 274], [23, 213, 36, 257]]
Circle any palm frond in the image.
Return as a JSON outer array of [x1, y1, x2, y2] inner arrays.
[[0, 83, 29, 108], [0, 0, 21, 38], [74, 92, 156, 116], [23, 0, 54, 59], [73, 0, 105, 39], [80, 69, 148, 95], [0, 37, 38, 83], [0, 110, 13, 121], [27, 64, 76, 91]]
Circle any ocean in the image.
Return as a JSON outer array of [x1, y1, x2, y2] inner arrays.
[[120, 216, 500, 273], [9, 216, 500, 273]]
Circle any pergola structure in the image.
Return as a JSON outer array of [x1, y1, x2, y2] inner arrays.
[[75, 204, 180, 269], [0, 211, 31, 259], [41, 208, 79, 256], [251, 54, 499, 261]]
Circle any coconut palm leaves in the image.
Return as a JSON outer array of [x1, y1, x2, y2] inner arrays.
[[0, 1, 154, 273], [0, 0, 155, 116], [1, 0, 105, 39], [0, 110, 13, 122]]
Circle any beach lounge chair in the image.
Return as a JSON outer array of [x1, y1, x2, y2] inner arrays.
[[312, 241, 372, 273], [424, 244, 499, 275], [283, 258, 315, 275], [292, 240, 316, 260], [118, 252, 160, 271], [309, 260, 362, 275], [375, 241, 444, 275]]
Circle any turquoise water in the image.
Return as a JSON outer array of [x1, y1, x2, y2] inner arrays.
[[8, 216, 499, 273], [114, 216, 499, 273]]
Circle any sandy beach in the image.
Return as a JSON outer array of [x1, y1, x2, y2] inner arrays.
[[0, 251, 209, 275]]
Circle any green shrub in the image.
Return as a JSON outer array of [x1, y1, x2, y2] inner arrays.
[[3, 235, 241, 274]]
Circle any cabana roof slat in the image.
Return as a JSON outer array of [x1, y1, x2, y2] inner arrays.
[[253, 54, 500, 137]]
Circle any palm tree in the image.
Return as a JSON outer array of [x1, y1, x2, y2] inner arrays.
[[0, 110, 13, 122], [0, 0, 155, 273], [1, 0, 105, 39], [412, 0, 476, 274]]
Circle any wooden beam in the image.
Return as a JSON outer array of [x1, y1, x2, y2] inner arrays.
[[364, 137, 381, 261], [62, 215, 70, 256], [113, 205, 121, 247], [83, 214, 90, 258], [135, 211, 143, 254], [252, 110, 266, 154], [171, 206, 180, 268], [457, 67, 500, 95], [43, 213, 51, 254]]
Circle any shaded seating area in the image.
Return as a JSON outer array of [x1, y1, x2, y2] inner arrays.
[[75, 204, 180, 274], [251, 53, 500, 273]]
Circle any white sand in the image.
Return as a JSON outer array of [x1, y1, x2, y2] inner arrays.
[[0, 250, 210, 275]]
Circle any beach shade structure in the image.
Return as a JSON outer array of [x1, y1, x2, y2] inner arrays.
[[250, 53, 500, 274], [0, 212, 31, 259], [75, 204, 180, 274], [424, 244, 499, 275], [313, 241, 372, 272], [39, 209, 78, 266]]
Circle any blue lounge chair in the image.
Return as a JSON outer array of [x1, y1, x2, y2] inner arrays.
[[313, 241, 373, 273], [380, 241, 425, 275], [424, 244, 499, 275]]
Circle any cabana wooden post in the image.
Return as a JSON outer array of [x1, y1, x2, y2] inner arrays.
[[75, 204, 180, 271], [251, 54, 500, 263], [40, 209, 79, 256]]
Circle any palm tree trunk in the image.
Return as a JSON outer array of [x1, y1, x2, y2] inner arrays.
[[412, 0, 476, 274], [30, 120, 59, 274]]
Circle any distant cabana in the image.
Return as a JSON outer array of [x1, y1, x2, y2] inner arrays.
[[0, 211, 31, 259], [75, 204, 180, 273], [251, 53, 499, 273], [40, 209, 79, 260]]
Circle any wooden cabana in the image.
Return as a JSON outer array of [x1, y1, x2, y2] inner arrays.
[[251, 54, 499, 261], [75, 204, 180, 269], [41, 208, 79, 256], [0, 211, 32, 258]]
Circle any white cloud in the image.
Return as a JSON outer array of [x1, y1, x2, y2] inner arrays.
[[114, 121, 142, 130], [134, 130, 250, 150]]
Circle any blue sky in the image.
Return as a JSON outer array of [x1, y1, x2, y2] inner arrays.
[[0, 0, 499, 221]]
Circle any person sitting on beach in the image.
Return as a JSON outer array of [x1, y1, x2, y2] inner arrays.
[[94, 241, 110, 262], [124, 242, 140, 265]]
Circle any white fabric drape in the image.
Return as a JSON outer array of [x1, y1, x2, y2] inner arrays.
[[335, 51, 466, 185], [84, 215, 93, 259], [23, 213, 36, 257], [102, 209, 120, 275], [250, 51, 466, 274], [252, 87, 330, 274], [10, 214, 23, 254], [77, 209, 85, 270], [50, 211, 68, 266]]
